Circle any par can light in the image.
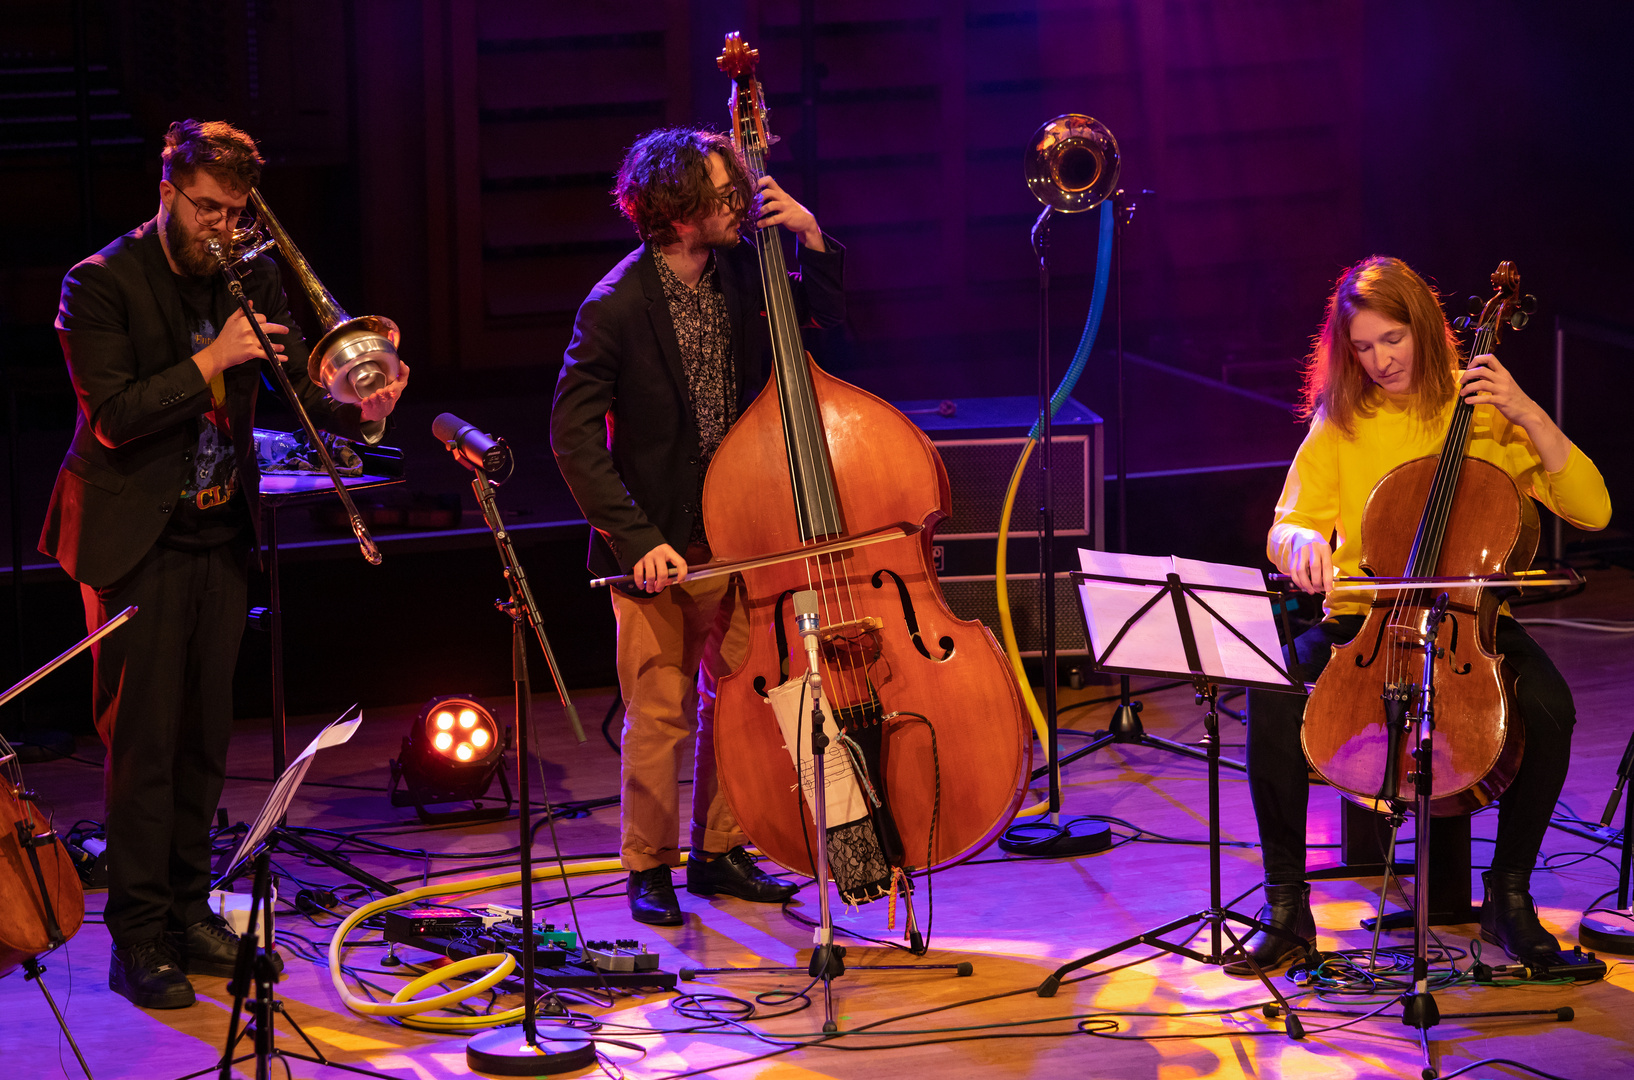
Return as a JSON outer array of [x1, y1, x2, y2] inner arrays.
[[388, 695, 513, 825]]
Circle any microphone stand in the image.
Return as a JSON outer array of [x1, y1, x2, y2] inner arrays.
[[1581, 724, 1634, 952], [453, 450, 593, 1075]]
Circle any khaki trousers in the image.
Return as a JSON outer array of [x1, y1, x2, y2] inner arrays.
[[611, 570, 750, 871]]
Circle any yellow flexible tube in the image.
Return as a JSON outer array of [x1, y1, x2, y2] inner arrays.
[[327, 856, 637, 1031], [994, 438, 1050, 818]]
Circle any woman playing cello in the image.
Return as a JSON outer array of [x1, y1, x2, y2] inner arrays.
[[1230, 256, 1612, 974]]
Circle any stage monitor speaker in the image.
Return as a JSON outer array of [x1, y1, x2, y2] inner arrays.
[[894, 395, 1103, 545], [939, 573, 1088, 657], [895, 396, 1103, 655]]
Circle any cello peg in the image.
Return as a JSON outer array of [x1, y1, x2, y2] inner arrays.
[[1520, 293, 1538, 314], [1468, 295, 1484, 314], [1509, 310, 1529, 330]]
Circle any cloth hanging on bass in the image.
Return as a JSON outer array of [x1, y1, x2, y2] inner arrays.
[[767, 677, 894, 905]]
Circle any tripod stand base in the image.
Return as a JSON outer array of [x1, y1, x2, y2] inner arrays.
[[466, 1024, 596, 1075], [1580, 908, 1634, 954]]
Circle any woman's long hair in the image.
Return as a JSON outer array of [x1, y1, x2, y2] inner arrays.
[[1299, 256, 1463, 436]]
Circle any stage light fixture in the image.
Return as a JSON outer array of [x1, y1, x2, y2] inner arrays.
[[388, 695, 513, 824]]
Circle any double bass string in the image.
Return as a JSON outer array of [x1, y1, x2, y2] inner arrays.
[[740, 129, 869, 711]]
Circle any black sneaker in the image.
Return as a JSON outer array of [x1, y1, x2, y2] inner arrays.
[[110, 937, 195, 1009], [179, 913, 285, 979]]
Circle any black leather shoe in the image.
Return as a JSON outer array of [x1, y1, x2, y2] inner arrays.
[[686, 846, 799, 903], [178, 913, 285, 979], [1223, 882, 1317, 976], [110, 937, 195, 1009], [1480, 868, 1562, 967], [628, 865, 683, 926]]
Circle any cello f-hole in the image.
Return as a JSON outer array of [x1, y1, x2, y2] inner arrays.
[[872, 568, 955, 662], [1445, 613, 1473, 675], [1353, 617, 1389, 669]]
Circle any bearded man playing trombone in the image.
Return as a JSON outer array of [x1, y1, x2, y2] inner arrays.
[[39, 119, 409, 1010]]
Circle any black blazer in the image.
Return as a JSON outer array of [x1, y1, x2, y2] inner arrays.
[[39, 219, 369, 588], [550, 235, 845, 580]]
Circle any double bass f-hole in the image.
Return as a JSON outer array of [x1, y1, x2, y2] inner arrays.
[[871, 568, 955, 662]]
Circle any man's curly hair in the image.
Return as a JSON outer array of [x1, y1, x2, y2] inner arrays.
[[161, 119, 264, 194], [613, 128, 752, 247]]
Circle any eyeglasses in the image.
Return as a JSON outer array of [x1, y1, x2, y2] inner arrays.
[[715, 186, 745, 214], [173, 186, 252, 229]]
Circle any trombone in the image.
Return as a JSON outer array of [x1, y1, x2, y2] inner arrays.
[[208, 191, 403, 565]]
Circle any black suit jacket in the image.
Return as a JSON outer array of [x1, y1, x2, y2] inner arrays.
[[40, 219, 370, 588], [550, 235, 845, 581]]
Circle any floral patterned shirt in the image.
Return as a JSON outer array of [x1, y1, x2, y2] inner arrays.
[[654, 247, 735, 545]]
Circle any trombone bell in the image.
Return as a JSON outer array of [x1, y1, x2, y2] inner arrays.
[[245, 189, 403, 404], [1026, 114, 1120, 213], [312, 314, 401, 404]]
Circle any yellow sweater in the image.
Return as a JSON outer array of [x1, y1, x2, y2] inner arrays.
[[1269, 395, 1613, 618]]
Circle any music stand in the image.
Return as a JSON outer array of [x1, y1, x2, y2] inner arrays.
[[1036, 552, 1309, 1039], [172, 709, 407, 1080]]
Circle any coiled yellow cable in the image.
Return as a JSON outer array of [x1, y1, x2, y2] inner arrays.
[[327, 856, 640, 1031]]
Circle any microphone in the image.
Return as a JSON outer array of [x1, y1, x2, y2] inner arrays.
[[433, 413, 509, 474], [792, 589, 822, 676]]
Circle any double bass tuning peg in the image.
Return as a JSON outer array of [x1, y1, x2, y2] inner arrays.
[[1467, 295, 1484, 315], [1520, 294, 1538, 315], [1509, 310, 1530, 330]]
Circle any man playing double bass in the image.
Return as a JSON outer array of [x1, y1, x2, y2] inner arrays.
[[1230, 256, 1611, 974], [550, 128, 845, 925]]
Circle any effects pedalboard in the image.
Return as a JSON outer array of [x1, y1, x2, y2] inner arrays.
[[381, 905, 674, 991]]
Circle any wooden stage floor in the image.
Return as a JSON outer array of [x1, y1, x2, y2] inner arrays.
[[4, 568, 1632, 1080]]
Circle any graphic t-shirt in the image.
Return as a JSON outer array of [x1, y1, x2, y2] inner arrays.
[[162, 274, 249, 550]]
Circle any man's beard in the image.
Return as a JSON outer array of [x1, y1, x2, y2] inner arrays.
[[164, 207, 222, 277], [701, 216, 743, 251]]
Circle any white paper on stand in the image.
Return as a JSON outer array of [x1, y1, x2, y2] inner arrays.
[[218, 707, 363, 884], [1076, 549, 1289, 688], [766, 677, 869, 827]]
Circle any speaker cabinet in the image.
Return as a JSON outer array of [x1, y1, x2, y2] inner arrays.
[[939, 573, 1088, 656], [893, 396, 1104, 656]]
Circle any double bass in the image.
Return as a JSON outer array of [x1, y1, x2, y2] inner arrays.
[[1301, 263, 1538, 815], [704, 35, 1033, 890]]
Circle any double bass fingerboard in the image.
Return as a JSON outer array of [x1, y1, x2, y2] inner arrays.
[[728, 45, 845, 543]]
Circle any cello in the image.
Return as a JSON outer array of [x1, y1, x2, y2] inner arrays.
[[1301, 262, 1538, 815], [704, 35, 1033, 890]]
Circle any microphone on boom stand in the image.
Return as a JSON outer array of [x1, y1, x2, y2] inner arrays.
[[433, 412, 511, 476]]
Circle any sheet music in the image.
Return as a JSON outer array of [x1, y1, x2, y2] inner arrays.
[[1075, 550, 1189, 674], [217, 708, 362, 883], [1171, 556, 1288, 686], [1077, 550, 1293, 689], [766, 677, 870, 827]]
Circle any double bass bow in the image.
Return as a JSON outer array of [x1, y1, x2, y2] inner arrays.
[[704, 34, 1033, 896], [1301, 262, 1540, 815]]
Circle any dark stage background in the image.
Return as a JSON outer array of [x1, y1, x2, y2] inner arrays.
[[2, 0, 1629, 735]]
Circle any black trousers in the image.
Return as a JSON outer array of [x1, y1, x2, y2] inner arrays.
[[82, 539, 249, 946], [1246, 614, 1576, 886]]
